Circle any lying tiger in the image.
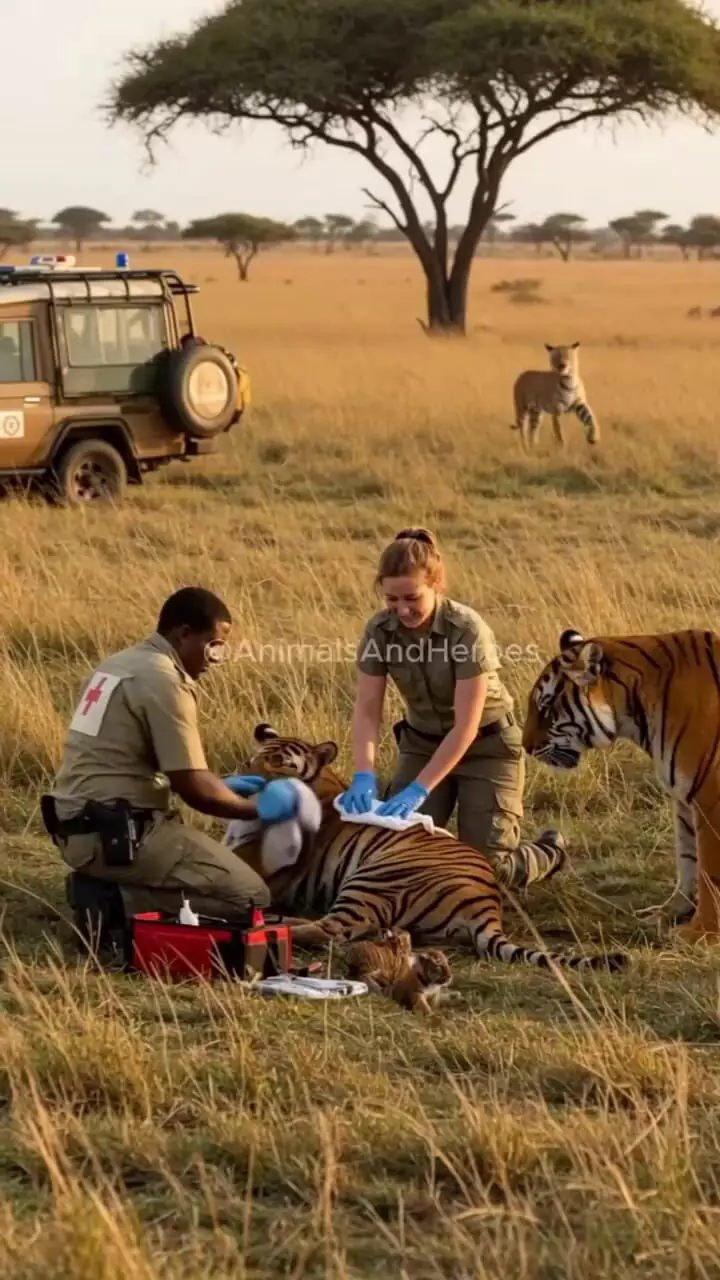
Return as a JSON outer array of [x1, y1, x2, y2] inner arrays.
[[522, 627, 720, 944], [225, 723, 628, 972]]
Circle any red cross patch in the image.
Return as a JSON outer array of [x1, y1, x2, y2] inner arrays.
[[69, 671, 123, 737]]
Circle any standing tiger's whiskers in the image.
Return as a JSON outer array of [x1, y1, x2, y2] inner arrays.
[[511, 342, 599, 450]]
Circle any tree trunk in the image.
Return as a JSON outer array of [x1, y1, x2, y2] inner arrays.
[[233, 248, 255, 281], [420, 264, 467, 335]]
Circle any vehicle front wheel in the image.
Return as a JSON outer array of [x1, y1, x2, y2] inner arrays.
[[50, 439, 128, 506]]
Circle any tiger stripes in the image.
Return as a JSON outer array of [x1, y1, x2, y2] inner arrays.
[[227, 722, 628, 972], [511, 342, 599, 450], [522, 627, 720, 943]]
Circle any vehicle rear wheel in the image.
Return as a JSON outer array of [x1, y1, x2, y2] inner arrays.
[[51, 439, 128, 506]]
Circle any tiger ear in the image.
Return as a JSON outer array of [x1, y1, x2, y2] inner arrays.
[[558, 633, 604, 686], [254, 722, 278, 742], [571, 341, 580, 349], [559, 628, 584, 653], [313, 740, 338, 767], [544, 342, 553, 352]]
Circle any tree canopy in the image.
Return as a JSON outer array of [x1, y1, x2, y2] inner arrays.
[[52, 206, 110, 252], [0, 211, 37, 261], [108, 0, 720, 332]]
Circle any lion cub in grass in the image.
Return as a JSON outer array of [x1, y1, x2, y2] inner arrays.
[[340, 927, 453, 1016]]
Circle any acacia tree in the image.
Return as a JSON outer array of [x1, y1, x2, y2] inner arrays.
[[685, 214, 720, 258], [294, 217, 326, 250], [0, 211, 37, 260], [52, 206, 110, 253], [515, 213, 589, 261], [183, 213, 295, 280], [661, 222, 693, 258], [132, 208, 166, 243], [324, 214, 355, 254], [108, 0, 720, 335], [609, 209, 669, 258]]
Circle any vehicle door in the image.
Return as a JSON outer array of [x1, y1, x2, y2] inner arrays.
[[0, 302, 55, 469]]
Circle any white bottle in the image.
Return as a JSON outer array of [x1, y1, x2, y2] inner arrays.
[[179, 896, 200, 926]]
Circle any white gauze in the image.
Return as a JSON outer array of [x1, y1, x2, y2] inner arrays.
[[224, 779, 322, 875]]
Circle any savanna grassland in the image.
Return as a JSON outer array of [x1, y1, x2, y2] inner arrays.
[[3, 242, 720, 1277]]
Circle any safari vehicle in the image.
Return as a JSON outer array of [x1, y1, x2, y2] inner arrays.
[[0, 253, 250, 505]]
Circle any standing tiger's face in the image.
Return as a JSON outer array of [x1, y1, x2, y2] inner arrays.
[[243, 722, 339, 782], [522, 629, 618, 770], [545, 342, 579, 375]]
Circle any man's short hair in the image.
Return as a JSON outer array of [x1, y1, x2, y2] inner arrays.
[[157, 587, 231, 634]]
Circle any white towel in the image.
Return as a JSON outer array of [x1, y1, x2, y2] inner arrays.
[[224, 778, 322, 875], [249, 974, 369, 1000], [332, 795, 454, 839]]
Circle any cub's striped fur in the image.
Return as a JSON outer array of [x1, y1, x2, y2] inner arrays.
[[227, 723, 627, 972], [511, 343, 599, 449], [522, 627, 720, 943], [339, 927, 453, 1016]]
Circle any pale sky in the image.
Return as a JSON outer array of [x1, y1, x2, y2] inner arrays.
[[6, 0, 720, 230]]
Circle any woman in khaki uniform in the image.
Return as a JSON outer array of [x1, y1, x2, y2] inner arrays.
[[338, 528, 563, 862]]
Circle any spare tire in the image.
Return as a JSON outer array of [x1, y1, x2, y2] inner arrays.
[[158, 342, 239, 440]]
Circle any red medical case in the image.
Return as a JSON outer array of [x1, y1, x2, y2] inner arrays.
[[126, 908, 292, 982]]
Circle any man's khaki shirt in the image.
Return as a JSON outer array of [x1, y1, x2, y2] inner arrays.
[[52, 632, 208, 819], [356, 596, 514, 735]]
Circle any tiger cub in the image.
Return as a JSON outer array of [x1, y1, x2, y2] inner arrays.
[[511, 342, 599, 450], [340, 928, 453, 1016]]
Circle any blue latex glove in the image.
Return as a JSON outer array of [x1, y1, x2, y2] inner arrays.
[[375, 780, 429, 819], [223, 774, 268, 796], [256, 779, 299, 823], [336, 770, 377, 814]]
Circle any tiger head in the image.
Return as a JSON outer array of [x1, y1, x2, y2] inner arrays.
[[545, 342, 579, 375], [522, 628, 619, 770], [244, 723, 341, 793], [413, 949, 453, 990]]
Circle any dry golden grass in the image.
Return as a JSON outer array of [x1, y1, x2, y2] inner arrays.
[[3, 243, 720, 1276]]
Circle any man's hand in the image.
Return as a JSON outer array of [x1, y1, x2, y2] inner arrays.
[[166, 769, 266, 821], [223, 774, 268, 796]]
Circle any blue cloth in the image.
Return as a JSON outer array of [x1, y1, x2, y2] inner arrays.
[[336, 770, 377, 814], [223, 774, 267, 796], [256, 779, 300, 823], [374, 780, 429, 819]]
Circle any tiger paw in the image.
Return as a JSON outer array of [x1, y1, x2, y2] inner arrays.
[[636, 894, 695, 926], [674, 918, 720, 945]]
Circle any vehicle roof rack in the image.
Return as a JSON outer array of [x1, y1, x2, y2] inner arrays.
[[0, 266, 198, 298]]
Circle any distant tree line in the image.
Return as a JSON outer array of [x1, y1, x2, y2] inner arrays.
[[3, 205, 720, 274], [502, 210, 720, 261]]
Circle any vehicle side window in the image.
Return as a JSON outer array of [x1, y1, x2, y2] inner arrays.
[[58, 304, 168, 395], [0, 320, 36, 382]]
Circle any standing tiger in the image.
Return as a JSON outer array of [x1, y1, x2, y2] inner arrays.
[[225, 722, 627, 972], [511, 342, 599, 450], [522, 627, 720, 944]]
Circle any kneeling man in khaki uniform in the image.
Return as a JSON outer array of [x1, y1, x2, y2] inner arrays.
[[45, 586, 291, 943]]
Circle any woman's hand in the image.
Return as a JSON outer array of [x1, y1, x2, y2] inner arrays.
[[337, 770, 377, 813], [375, 780, 428, 818]]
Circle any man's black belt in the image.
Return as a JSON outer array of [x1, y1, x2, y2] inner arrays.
[[40, 795, 155, 842], [392, 713, 516, 745]]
